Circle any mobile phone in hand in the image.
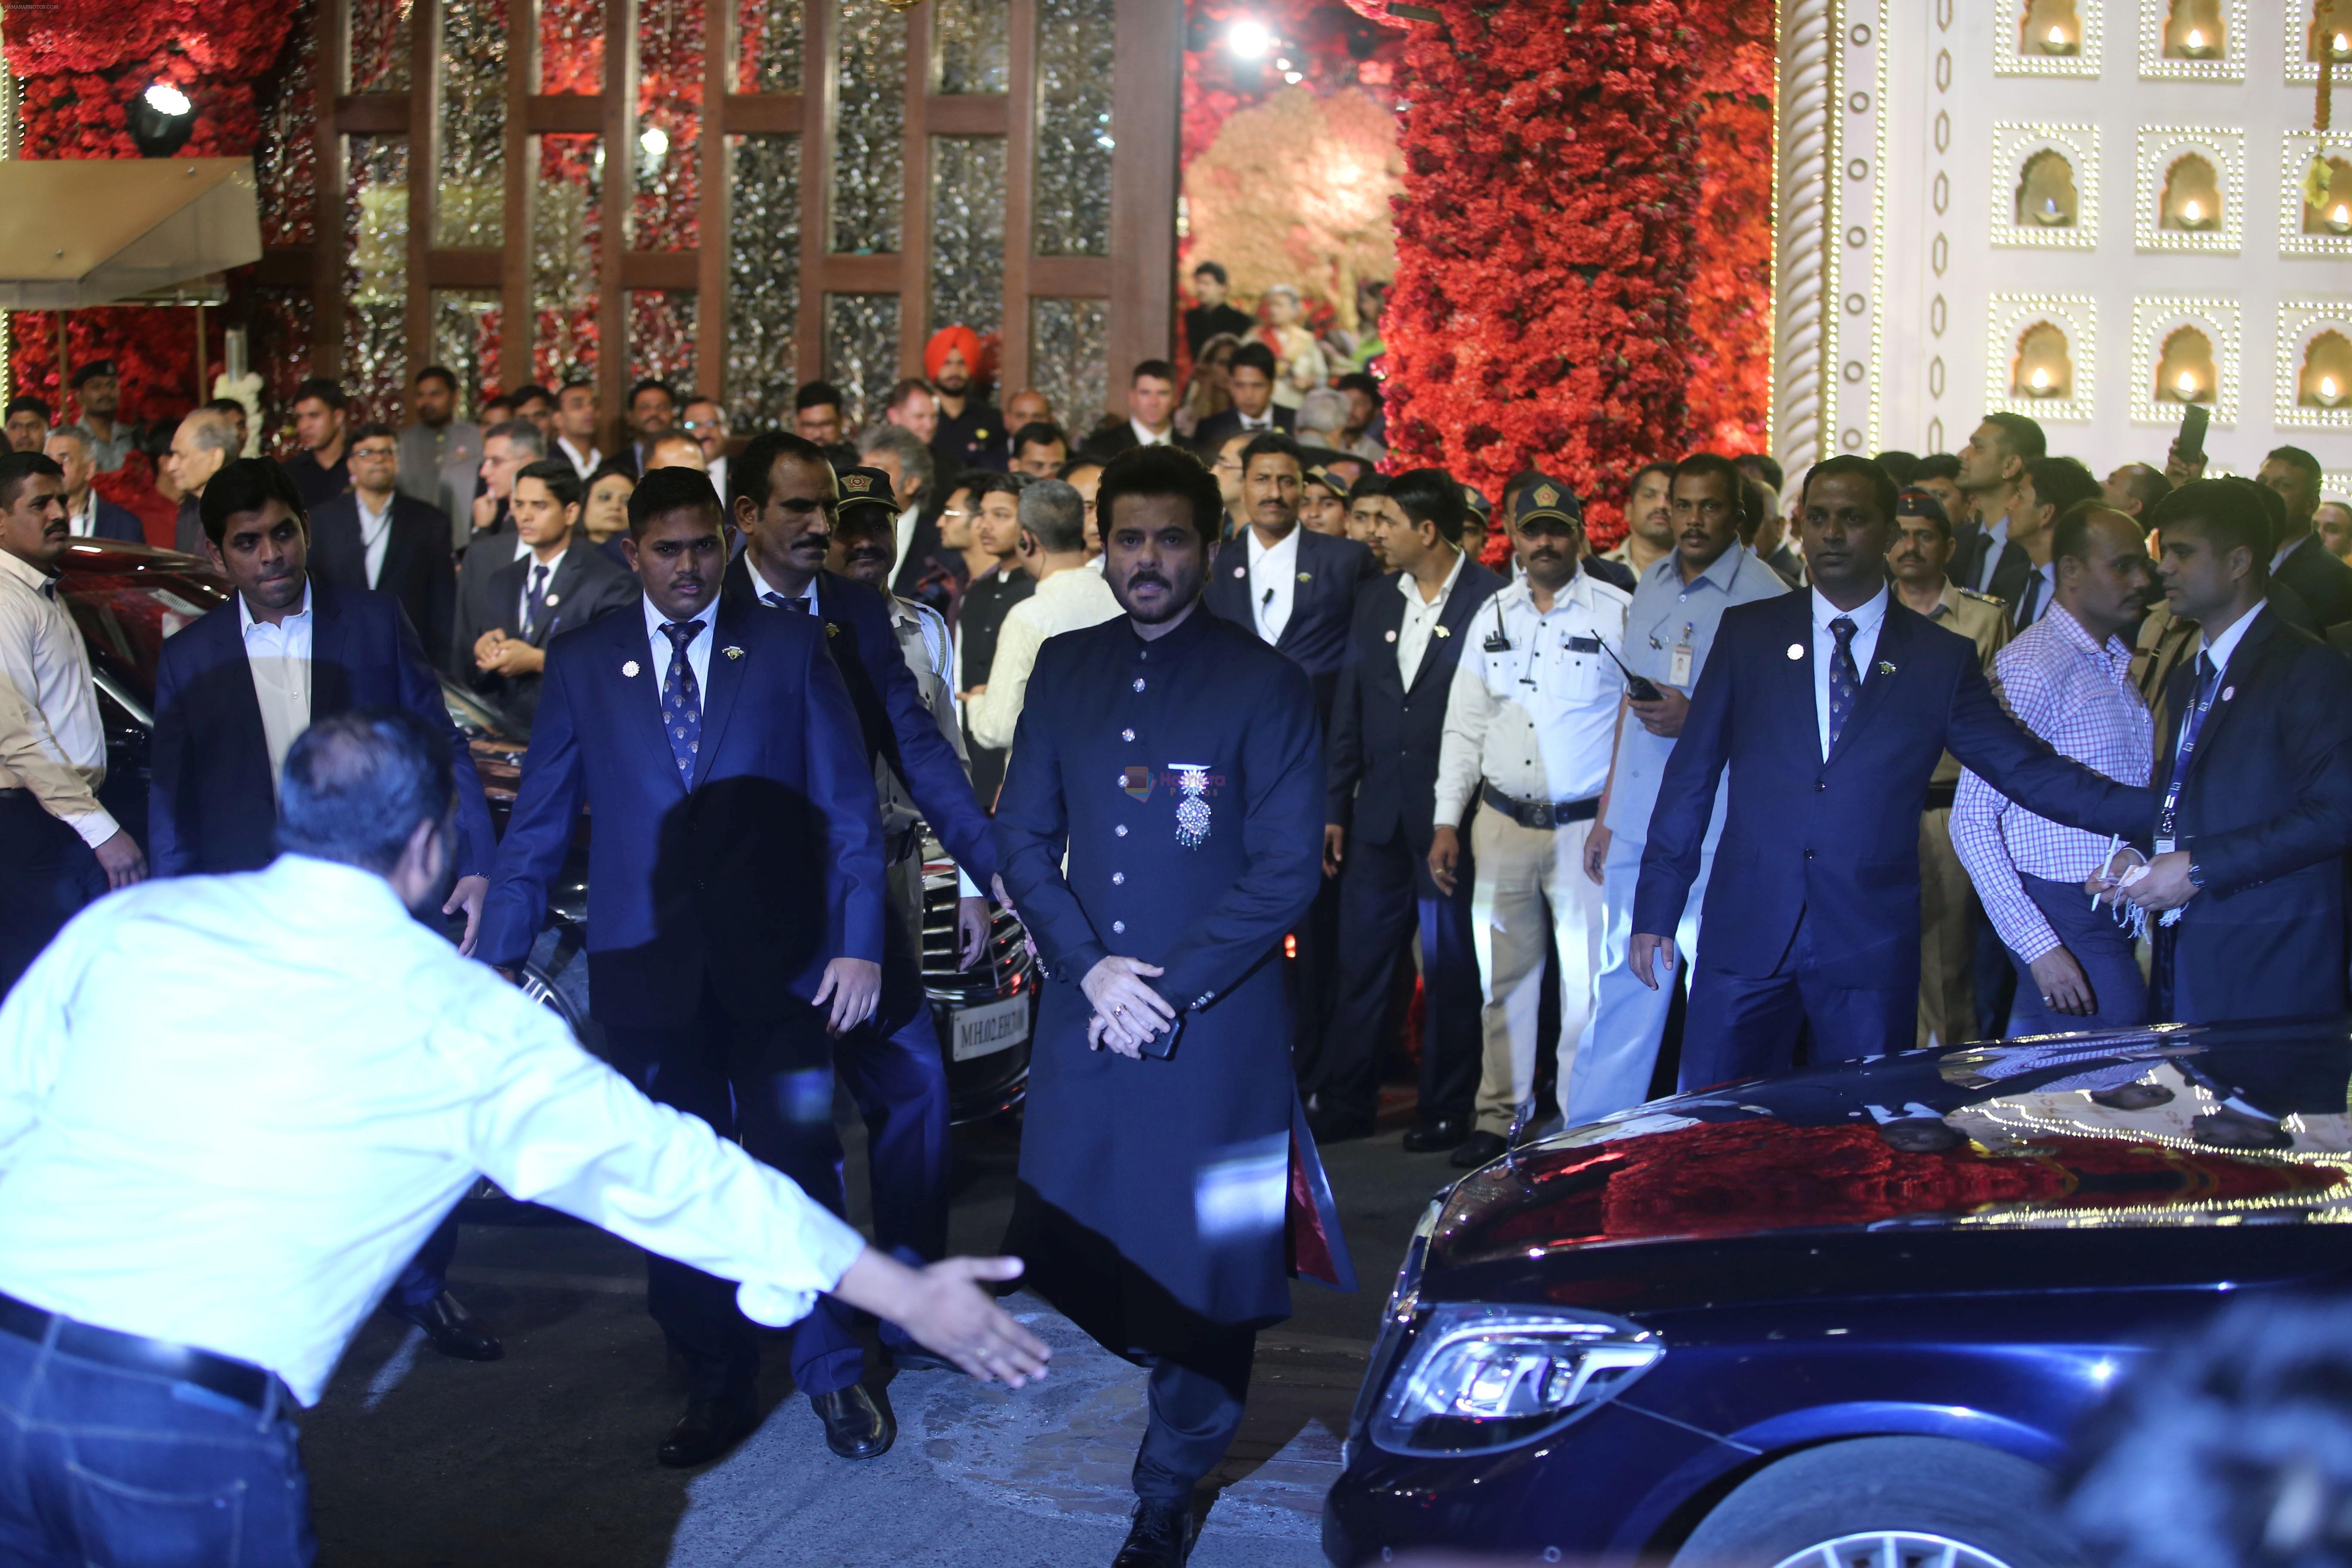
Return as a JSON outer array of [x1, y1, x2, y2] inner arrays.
[[2176, 403, 2209, 466]]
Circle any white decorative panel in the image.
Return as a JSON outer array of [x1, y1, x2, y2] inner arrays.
[[2137, 0, 2249, 81], [2284, 0, 2350, 85], [2275, 301, 2352, 432], [2129, 297, 2240, 426], [2133, 127, 2242, 253], [1994, 0, 2104, 74], [1987, 293, 2098, 423], [2278, 132, 2352, 260], [1993, 122, 2100, 248]]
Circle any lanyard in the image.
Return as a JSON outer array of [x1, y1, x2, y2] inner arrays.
[[2156, 655, 2220, 846]]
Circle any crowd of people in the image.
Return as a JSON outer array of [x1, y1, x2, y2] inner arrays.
[[5, 273, 2352, 1566]]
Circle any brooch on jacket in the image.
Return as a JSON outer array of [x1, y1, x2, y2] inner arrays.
[[724, 646, 745, 660], [1171, 762, 1212, 849]]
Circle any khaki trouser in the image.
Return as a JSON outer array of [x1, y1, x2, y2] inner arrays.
[[1917, 805, 1978, 1049], [1468, 802, 1606, 1134]]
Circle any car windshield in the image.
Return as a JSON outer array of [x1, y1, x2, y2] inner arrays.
[[56, 562, 228, 705]]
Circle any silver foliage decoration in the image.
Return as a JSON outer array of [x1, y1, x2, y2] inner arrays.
[[630, 290, 700, 386], [931, 0, 1008, 93], [436, 0, 507, 246], [344, 136, 410, 426], [736, 0, 805, 90], [1032, 0, 1113, 257], [928, 135, 1004, 337], [831, 0, 906, 254], [726, 134, 803, 425], [825, 292, 903, 429], [532, 135, 602, 387], [431, 289, 502, 414], [1029, 296, 1107, 435]]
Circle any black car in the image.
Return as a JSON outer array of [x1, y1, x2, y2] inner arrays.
[[1324, 1018, 2352, 1567], [53, 541, 1030, 1122]]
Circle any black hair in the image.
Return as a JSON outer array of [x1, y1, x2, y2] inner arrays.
[[2266, 444, 2324, 490], [1011, 421, 1068, 456], [1132, 360, 1176, 385], [1240, 430, 1305, 471], [1192, 260, 1229, 286], [2025, 456, 2102, 521], [1981, 410, 2048, 463], [2110, 462, 2171, 517], [2150, 478, 2272, 576], [1799, 453, 1901, 522], [4, 395, 51, 425], [510, 383, 554, 409], [966, 470, 1029, 508], [1672, 451, 1754, 524], [626, 465, 723, 538], [199, 457, 309, 546], [1229, 342, 1277, 380], [2052, 498, 2139, 569], [585, 460, 637, 493], [2231, 475, 2289, 553], [277, 709, 454, 875], [1334, 371, 1381, 402], [626, 378, 675, 411], [1057, 455, 1104, 481], [1629, 459, 1676, 494], [1386, 468, 1466, 545], [0, 450, 63, 510], [795, 380, 844, 412], [1095, 445, 1222, 546], [558, 376, 595, 397], [414, 365, 459, 393], [1348, 472, 1390, 505], [1017, 478, 1087, 554], [1876, 450, 1921, 486], [293, 377, 350, 412], [1734, 451, 1785, 492], [514, 456, 585, 512], [1914, 452, 1963, 483], [730, 428, 833, 516], [347, 421, 398, 447]]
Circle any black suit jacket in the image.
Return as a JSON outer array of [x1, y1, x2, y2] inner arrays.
[[2153, 607, 2352, 1023], [1202, 525, 1378, 727], [1188, 407, 1295, 457], [306, 491, 457, 661], [472, 538, 638, 727], [84, 498, 143, 543], [1327, 558, 1505, 853], [450, 524, 521, 676], [2276, 534, 2352, 628]]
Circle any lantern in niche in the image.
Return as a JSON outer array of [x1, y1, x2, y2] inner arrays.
[[2024, 0, 2082, 54], [2159, 154, 2220, 230], [2012, 321, 2074, 399], [2016, 150, 2079, 227], [2301, 330, 2352, 408], [2309, 0, 2352, 65], [2163, 0, 2225, 57], [2303, 156, 2352, 234], [2155, 325, 2216, 404]]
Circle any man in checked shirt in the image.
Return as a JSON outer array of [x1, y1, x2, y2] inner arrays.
[[1951, 501, 2156, 1034]]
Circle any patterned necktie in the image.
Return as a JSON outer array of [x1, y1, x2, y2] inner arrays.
[[1826, 616, 1860, 754], [762, 591, 806, 613], [523, 563, 550, 639], [658, 620, 705, 787]]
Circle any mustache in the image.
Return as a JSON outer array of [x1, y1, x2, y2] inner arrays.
[[1125, 571, 1170, 589]]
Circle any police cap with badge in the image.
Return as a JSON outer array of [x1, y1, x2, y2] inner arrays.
[[1508, 475, 1585, 535], [833, 464, 900, 526]]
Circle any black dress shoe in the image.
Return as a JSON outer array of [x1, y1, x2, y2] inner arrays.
[[888, 1345, 963, 1374], [389, 1290, 503, 1361], [811, 1385, 895, 1460], [1448, 1130, 1508, 1169], [1402, 1116, 1472, 1153], [1112, 1498, 1196, 1567], [1307, 1108, 1376, 1144], [658, 1389, 760, 1468]]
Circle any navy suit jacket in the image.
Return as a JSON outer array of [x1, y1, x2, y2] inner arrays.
[[1634, 592, 2155, 991], [306, 490, 457, 662], [478, 596, 885, 1028], [1188, 407, 1294, 456], [148, 580, 496, 880], [2277, 534, 2352, 629], [2153, 608, 2352, 1022], [471, 538, 638, 727], [87, 498, 143, 543], [1326, 558, 1504, 850], [1203, 526, 1378, 726], [719, 556, 998, 886]]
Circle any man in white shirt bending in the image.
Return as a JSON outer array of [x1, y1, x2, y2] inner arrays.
[[966, 478, 1122, 752], [0, 709, 1048, 1568]]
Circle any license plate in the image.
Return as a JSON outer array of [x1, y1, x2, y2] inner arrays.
[[951, 995, 1029, 1061]]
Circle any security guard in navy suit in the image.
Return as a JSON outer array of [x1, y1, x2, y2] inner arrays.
[[1314, 469, 1501, 1148], [994, 445, 1350, 1568]]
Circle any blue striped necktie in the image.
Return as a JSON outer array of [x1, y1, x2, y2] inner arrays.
[[658, 619, 704, 786], [1826, 616, 1860, 752]]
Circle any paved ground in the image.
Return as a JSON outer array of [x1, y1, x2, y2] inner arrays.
[[300, 1096, 1456, 1567]]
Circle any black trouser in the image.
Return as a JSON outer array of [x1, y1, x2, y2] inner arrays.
[[1314, 825, 1482, 1127], [600, 979, 860, 1399], [0, 791, 104, 999], [1288, 874, 1345, 1082], [1133, 1329, 1256, 1502]]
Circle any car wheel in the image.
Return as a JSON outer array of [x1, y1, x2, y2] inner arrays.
[[1672, 1436, 2077, 1568]]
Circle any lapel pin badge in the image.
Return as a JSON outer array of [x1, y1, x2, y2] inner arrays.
[[1785, 643, 1804, 660], [1232, 565, 1246, 579], [622, 660, 640, 677], [825, 622, 839, 638], [1434, 625, 1451, 638], [1297, 571, 1312, 582], [2221, 685, 2234, 701], [544, 591, 560, 606], [1384, 629, 1398, 643], [1879, 661, 1896, 675], [724, 645, 745, 660]]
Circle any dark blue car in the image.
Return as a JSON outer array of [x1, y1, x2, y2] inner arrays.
[[1324, 1020, 2352, 1567]]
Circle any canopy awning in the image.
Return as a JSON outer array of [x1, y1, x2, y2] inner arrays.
[[0, 159, 260, 310]]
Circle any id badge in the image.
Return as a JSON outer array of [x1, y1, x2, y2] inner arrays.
[[2154, 838, 2175, 855], [1669, 643, 1694, 686]]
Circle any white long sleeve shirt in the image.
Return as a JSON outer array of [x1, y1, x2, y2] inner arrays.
[[965, 566, 1124, 750], [0, 855, 867, 1405], [0, 545, 115, 846], [1433, 572, 1630, 822]]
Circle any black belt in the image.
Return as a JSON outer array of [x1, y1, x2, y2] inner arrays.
[[1922, 780, 1958, 812], [0, 1289, 277, 1410], [1482, 783, 1600, 830]]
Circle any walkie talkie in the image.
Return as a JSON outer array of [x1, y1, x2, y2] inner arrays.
[[1599, 638, 1663, 702]]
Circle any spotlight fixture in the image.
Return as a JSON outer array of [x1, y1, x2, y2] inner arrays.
[[129, 80, 196, 158], [639, 125, 670, 160], [1228, 18, 1273, 58]]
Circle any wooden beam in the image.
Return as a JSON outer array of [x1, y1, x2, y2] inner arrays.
[[599, 0, 640, 444], [1001, 0, 1037, 393], [695, 0, 729, 400], [426, 248, 506, 289], [1106, 0, 1179, 415], [333, 95, 412, 133], [923, 95, 1007, 136], [405, 0, 440, 392], [794, 0, 833, 389], [501, 0, 538, 391], [717, 93, 804, 134], [816, 253, 901, 293], [310, 0, 346, 378], [622, 250, 702, 290], [1027, 256, 1111, 297], [899, 0, 930, 374], [523, 94, 604, 133]]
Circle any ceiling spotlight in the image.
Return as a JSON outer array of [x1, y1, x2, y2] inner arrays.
[[129, 79, 197, 157], [1228, 18, 1273, 58], [638, 125, 670, 160]]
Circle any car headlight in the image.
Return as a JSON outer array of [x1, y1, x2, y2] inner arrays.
[[1368, 1302, 1663, 1457]]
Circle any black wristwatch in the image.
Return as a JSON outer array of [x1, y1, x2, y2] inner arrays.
[[2186, 859, 2206, 889]]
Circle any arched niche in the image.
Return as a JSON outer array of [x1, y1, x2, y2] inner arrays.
[[2309, 1, 2351, 66], [2016, 150, 2079, 228], [2023, 0, 2083, 55], [2302, 156, 2352, 235], [2163, 0, 2226, 57], [2159, 153, 2221, 231], [2012, 321, 2075, 399], [2300, 329, 2352, 408], [2155, 325, 2217, 404]]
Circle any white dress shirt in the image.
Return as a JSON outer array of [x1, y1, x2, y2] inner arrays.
[[356, 489, 396, 588], [641, 588, 714, 700], [557, 437, 601, 480], [0, 546, 114, 845], [892, 502, 922, 580], [1810, 583, 1888, 761], [966, 565, 1124, 750], [64, 491, 97, 538], [0, 855, 865, 1405], [706, 455, 729, 511], [1244, 525, 1302, 645], [1128, 417, 1171, 448], [1434, 571, 1632, 821], [239, 584, 315, 794], [1972, 514, 2011, 594], [1396, 549, 1466, 685], [744, 557, 819, 615]]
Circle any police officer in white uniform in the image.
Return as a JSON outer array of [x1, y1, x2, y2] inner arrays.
[[1430, 481, 1630, 1167]]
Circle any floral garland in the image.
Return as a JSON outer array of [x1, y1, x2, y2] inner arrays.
[[1683, 1, 1775, 458], [1382, 0, 1703, 547]]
